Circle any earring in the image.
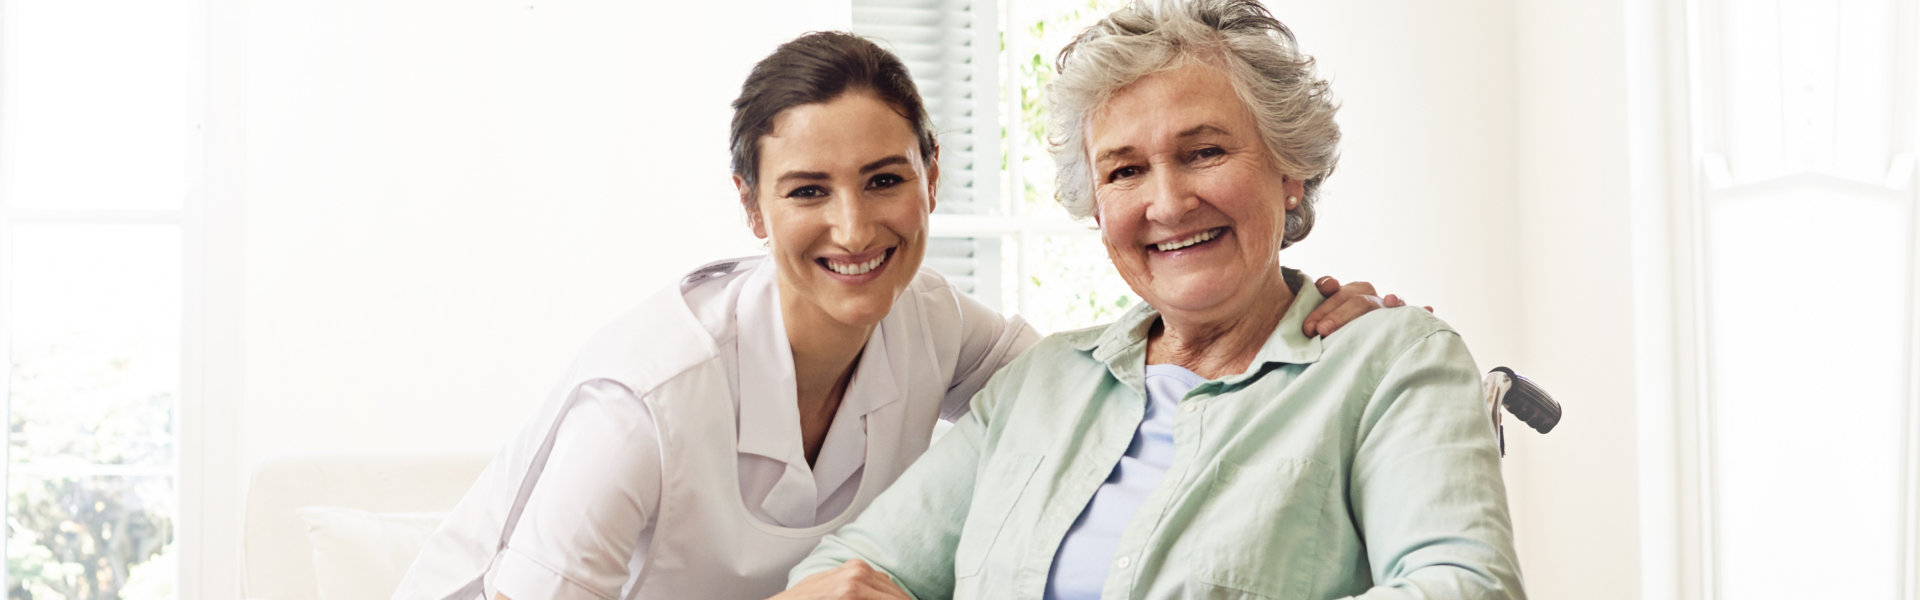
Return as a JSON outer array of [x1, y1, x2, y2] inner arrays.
[[1286, 196, 1299, 209]]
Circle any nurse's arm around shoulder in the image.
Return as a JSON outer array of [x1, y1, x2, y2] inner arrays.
[[1345, 327, 1526, 599]]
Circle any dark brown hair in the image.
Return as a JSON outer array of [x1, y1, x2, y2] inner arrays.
[[729, 31, 938, 206]]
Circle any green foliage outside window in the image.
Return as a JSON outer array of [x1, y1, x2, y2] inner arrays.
[[1007, 0, 1139, 332], [9, 335, 176, 600]]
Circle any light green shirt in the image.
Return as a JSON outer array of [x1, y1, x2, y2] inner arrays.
[[793, 270, 1525, 599]]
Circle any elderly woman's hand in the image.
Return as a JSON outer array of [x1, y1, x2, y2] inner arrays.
[[771, 560, 911, 600], [1302, 276, 1434, 338]]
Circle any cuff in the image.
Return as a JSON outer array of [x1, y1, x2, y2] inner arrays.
[[490, 547, 615, 600]]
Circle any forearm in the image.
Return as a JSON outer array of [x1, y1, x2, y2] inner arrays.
[[791, 404, 991, 596]]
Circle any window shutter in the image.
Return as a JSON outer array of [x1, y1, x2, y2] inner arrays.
[[851, 0, 1002, 305]]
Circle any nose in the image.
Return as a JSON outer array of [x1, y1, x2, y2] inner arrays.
[[1143, 164, 1198, 225], [827, 195, 877, 250]]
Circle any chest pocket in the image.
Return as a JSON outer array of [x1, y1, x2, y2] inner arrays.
[[1192, 457, 1336, 599], [953, 453, 1043, 579]]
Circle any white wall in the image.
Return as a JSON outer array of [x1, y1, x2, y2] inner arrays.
[[239, 0, 845, 466], [1509, 0, 1649, 598]]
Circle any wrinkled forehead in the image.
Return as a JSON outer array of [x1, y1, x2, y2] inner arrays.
[[1084, 63, 1255, 157]]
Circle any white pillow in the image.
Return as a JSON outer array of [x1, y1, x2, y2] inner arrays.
[[296, 506, 449, 600]]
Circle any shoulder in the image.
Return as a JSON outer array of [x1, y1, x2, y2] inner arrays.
[[1321, 306, 1463, 362], [1050, 322, 1109, 352], [894, 265, 962, 309], [887, 265, 984, 335], [981, 325, 1104, 387], [1312, 307, 1479, 412], [559, 257, 761, 397]]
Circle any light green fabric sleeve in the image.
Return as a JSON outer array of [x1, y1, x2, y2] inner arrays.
[[788, 373, 1005, 598], [1344, 329, 1526, 599]]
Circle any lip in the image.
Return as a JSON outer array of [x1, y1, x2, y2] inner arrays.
[[816, 246, 896, 284], [1145, 226, 1229, 255]]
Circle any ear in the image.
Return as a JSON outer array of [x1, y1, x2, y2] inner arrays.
[[1090, 185, 1104, 228], [925, 145, 941, 214], [1282, 175, 1307, 208], [734, 174, 767, 239]]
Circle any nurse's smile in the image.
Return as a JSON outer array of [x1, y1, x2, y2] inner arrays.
[[817, 247, 894, 283]]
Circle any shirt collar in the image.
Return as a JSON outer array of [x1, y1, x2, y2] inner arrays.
[[1067, 268, 1326, 377], [734, 259, 902, 462], [736, 262, 798, 462]]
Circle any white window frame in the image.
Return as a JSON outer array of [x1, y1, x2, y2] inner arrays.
[[924, 0, 1104, 322], [0, 1, 241, 596], [189, 0, 246, 596], [1661, 1, 1920, 598]]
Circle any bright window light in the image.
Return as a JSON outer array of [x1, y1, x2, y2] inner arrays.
[[1695, 0, 1913, 597]]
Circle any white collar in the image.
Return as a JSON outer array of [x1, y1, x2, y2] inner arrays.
[[732, 260, 902, 524]]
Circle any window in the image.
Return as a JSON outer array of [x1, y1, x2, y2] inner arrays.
[[1684, 0, 1917, 597], [0, 1, 205, 597], [854, 0, 1135, 334]]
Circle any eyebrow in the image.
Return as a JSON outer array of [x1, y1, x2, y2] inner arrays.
[[1177, 123, 1230, 139], [1091, 124, 1232, 166], [859, 155, 912, 174], [773, 155, 915, 186]]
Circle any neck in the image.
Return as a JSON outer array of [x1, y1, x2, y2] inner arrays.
[[787, 320, 870, 407], [1146, 270, 1295, 380], [778, 286, 875, 466]]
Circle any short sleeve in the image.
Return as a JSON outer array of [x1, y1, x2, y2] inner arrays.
[[490, 380, 663, 600], [941, 287, 1040, 421]]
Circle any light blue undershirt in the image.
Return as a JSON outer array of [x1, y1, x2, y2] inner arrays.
[[1043, 363, 1207, 600]]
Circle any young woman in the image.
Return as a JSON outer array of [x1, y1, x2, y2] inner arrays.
[[393, 31, 1399, 600]]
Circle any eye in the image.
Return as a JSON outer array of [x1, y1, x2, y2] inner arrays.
[[867, 173, 905, 189], [1191, 147, 1226, 160], [786, 185, 827, 199], [1106, 165, 1143, 182]]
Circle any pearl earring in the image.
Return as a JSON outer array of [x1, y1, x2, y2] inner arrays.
[[1286, 196, 1299, 208]]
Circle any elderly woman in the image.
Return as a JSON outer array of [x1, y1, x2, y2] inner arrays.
[[781, 1, 1524, 598]]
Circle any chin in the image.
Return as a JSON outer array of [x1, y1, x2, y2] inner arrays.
[[827, 297, 897, 329], [1146, 280, 1243, 316]]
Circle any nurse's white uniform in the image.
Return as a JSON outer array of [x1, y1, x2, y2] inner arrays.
[[393, 256, 1037, 600]]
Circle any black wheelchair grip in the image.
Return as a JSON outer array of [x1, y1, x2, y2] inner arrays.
[[1492, 366, 1561, 434]]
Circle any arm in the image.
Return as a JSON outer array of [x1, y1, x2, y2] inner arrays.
[[489, 380, 664, 600], [788, 373, 1005, 598], [1346, 331, 1525, 599], [939, 287, 1040, 421]]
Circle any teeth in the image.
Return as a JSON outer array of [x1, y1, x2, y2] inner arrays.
[[827, 253, 887, 275], [1154, 228, 1221, 251]]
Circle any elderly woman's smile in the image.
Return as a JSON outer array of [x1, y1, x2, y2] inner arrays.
[[1088, 61, 1300, 323]]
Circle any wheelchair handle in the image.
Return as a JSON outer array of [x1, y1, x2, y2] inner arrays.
[[1490, 366, 1561, 434]]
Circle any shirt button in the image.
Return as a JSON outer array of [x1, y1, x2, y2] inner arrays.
[[1182, 403, 1200, 413], [1116, 556, 1132, 569]]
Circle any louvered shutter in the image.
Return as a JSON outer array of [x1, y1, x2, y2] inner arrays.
[[851, 0, 1003, 305]]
